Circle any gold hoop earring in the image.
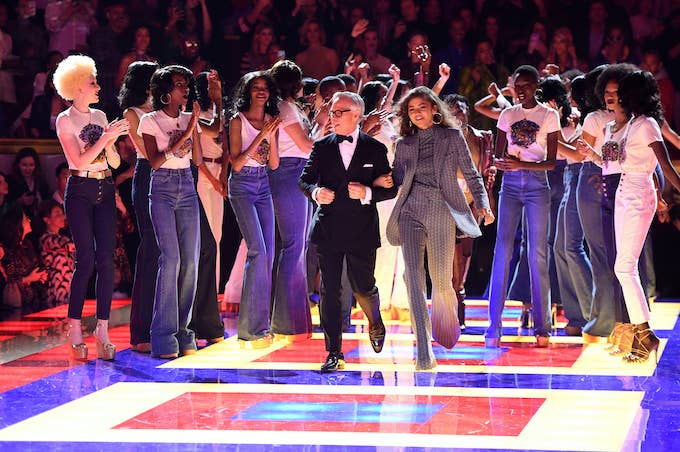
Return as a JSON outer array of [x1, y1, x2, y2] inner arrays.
[[161, 93, 171, 105], [432, 112, 442, 125]]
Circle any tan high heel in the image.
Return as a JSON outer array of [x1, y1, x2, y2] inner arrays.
[[623, 323, 660, 364], [604, 322, 623, 351], [93, 321, 116, 361], [609, 323, 634, 356], [67, 319, 88, 361]]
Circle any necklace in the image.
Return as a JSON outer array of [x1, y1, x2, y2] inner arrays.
[[163, 108, 181, 129]]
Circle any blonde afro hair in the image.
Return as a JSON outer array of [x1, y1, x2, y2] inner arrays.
[[53, 55, 97, 101]]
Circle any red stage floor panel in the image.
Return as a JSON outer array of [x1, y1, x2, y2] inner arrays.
[[114, 391, 545, 436]]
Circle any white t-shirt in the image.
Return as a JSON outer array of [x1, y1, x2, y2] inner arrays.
[[277, 100, 311, 159], [582, 109, 617, 174], [138, 110, 201, 169], [497, 103, 560, 162], [619, 116, 662, 175], [559, 122, 582, 164], [56, 106, 110, 172], [129, 107, 148, 160]]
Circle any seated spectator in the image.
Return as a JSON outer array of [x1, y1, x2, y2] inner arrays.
[[432, 18, 474, 96], [240, 22, 277, 75], [116, 26, 156, 88], [44, 0, 97, 56], [641, 48, 675, 125], [458, 39, 510, 130], [594, 24, 632, 65], [0, 3, 18, 111], [174, 32, 210, 75], [0, 171, 11, 219], [52, 163, 69, 205], [295, 18, 339, 79], [38, 200, 74, 307], [360, 27, 392, 76], [28, 69, 69, 138], [0, 206, 47, 313], [546, 27, 587, 73], [7, 147, 50, 219], [396, 31, 431, 86]]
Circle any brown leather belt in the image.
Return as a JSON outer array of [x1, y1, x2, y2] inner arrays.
[[203, 157, 224, 164], [69, 169, 112, 180]]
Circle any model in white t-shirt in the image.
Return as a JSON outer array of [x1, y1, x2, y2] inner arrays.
[[119, 61, 159, 354], [138, 65, 203, 359], [486, 65, 560, 349], [612, 70, 680, 364], [53, 55, 129, 362]]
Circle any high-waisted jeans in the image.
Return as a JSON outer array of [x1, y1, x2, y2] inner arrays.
[[267, 157, 313, 336], [614, 173, 656, 324], [130, 159, 159, 345], [229, 165, 275, 341], [579, 162, 616, 336], [554, 162, 593, 328], [64, 175, 116, 320], [149, 167, 200, 356], [487, 170, 551, 338]]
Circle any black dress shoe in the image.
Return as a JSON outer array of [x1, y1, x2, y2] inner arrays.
[[320, 352, 345, 373], [368, 322, 386, 353]]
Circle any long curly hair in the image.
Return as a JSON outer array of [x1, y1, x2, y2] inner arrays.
[[395, 86, 456, 137], [618, 70, 664, 124], [118, 61, 159, 110], [594, 63, 637, 108], [231, 71, 280, 117]]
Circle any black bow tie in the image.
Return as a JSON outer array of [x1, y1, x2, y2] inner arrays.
[[337, 134, 354, 143]]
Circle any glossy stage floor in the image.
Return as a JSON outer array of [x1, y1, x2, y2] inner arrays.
[[0, 297, 679, 451]]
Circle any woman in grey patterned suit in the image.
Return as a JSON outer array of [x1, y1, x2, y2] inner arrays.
[[385, 87, 494, 370]]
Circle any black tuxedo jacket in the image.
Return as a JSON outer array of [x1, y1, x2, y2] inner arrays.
[[299, 131, 397, 252]]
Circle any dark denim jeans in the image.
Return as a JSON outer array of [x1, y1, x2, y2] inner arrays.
[[601, 173, 628, 323], [268, 157, 313, 336], [64, 175, 116, 320], [129, 159, 159, 345], [487, 170, 551, 338], [554, 163, 593, 328], [579, 162, 616, 335], [149, 167, 200, 356], [229, 165, 275, 341]]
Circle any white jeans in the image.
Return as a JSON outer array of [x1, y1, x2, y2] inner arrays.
[[197, 163, 224, 291], [614, 173, 655, 324]]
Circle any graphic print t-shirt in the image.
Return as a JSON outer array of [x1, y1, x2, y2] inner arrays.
[[56, 107, 109, 172], [497, 103, 560, 162], [138, 110, 201, 169]]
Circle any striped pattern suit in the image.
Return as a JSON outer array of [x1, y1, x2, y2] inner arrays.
[[386, 126, 490, 369]]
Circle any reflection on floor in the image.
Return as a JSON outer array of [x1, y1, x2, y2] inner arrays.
[[1, 298, 679, 451]]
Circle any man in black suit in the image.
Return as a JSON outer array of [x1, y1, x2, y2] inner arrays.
[[299, 91, 397, 372]]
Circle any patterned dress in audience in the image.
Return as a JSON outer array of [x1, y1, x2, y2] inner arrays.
[[39, 232, 74, 307], [3, 241, 47, 314]]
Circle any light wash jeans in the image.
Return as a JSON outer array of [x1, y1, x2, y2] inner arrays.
[[487, 169, 551, 338], [554, 162, 594, 328], [149, 167, 200, 356], [229, 165, 275, 341]]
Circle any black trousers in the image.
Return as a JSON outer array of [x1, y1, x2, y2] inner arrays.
[[317, 246, 381, 353], [189, 198, 225, 339]]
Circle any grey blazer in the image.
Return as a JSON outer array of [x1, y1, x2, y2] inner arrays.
[[386, 126, 490, 246]]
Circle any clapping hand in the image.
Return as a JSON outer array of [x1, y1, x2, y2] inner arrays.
[[316, 187, 335, 204]]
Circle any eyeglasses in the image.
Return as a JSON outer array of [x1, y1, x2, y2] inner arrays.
[[330, 109, 353, 118], [184, 40, 199, 48]]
